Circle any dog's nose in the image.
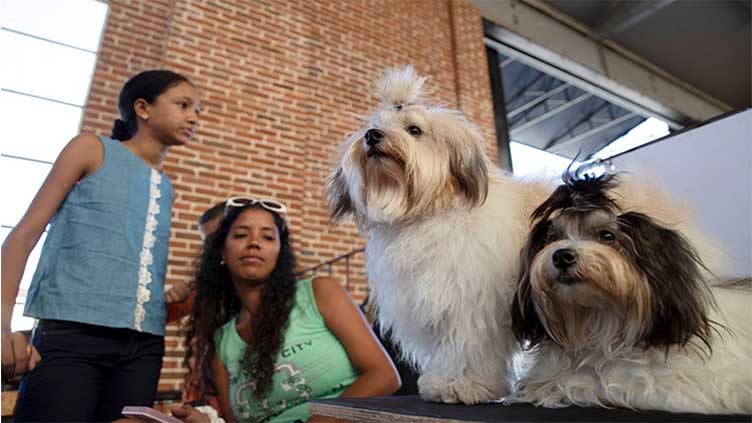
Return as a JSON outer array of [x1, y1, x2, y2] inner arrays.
[[552, 248, 577, 269], [364, 129, 385, 147]]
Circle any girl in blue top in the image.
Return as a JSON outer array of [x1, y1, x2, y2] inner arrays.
[[1, 70, 200, 421]]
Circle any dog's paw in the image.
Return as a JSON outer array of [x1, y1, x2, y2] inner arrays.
[[418, 373, 509, 404], [508, 381, 570, 408]]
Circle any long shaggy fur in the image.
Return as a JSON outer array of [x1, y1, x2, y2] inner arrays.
[[510, 174, 752, 414], [327, 66, 551, 403]]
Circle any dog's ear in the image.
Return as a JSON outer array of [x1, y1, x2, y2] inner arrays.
[[511, 218, 551, 348], [447, 117, 489, 207], [618, 212, 713, 352], [327, 167, 355, 223]]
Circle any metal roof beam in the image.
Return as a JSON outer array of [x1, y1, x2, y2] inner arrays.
[[594, 0, 675, 40], [475, 0, 731, 125], [505, 72, 546, 106], [548, 112, 637, 154], [510, 92, 592, 136], [507, 82, 571, 118], [546, 101, 612, 148], [500, 56, 516, 68]]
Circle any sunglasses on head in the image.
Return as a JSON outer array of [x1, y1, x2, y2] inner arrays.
[[224, 196, 288, 216]]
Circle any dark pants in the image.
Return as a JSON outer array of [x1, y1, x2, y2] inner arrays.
[[13, 320, 165, 422]]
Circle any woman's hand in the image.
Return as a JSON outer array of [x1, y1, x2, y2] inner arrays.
[[170, 404, 211, 423]]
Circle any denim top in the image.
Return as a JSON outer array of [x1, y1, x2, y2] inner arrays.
[[24, 135, 173, 336]]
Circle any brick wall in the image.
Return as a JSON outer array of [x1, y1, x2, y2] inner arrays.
[[81, 0, 496, 393]]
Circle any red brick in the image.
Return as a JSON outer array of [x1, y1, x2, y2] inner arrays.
[[81, 0, 496, 394]]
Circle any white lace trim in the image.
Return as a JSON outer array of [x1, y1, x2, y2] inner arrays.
[[134, 170, 162, 331]]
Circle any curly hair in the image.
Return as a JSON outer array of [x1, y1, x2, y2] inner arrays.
[[183, 204, 297, 400]]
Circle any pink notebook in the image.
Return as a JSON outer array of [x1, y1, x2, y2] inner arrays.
[[121, 406, 183, 423]]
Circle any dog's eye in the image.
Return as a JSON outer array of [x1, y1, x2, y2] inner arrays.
[[407, 126, 422, 136], [598, 230, 616, 243]]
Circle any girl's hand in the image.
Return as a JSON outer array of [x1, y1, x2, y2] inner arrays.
[[165, 281, 193, 304], [170, 404, 211, 423], [1, 331, 41, 381]]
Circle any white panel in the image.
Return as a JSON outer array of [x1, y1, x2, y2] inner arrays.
[[0, 30, 97, 105], [0, 156, 51, 227], [611, 109, 752, 278], [0, 91, 81, 162], [1, 227, 46, 331], [510, 142, 579, 178], [10, 305, 35, 331], [0, 0, 108, 51], [593, 118, 670, 160], [1, 227, 47, 300]]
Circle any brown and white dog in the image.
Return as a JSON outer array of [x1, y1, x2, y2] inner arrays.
[[510, 173, 752, 414]]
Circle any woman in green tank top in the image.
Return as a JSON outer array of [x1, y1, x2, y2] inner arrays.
[[172, 198, 400, 422]]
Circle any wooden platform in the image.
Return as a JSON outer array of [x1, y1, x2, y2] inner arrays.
[[1, 391, 18, 417], [309, 395, 750, 423]]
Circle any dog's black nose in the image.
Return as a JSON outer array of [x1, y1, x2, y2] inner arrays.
[[364, 129, 385, 147], [552, 248, 577, 269]]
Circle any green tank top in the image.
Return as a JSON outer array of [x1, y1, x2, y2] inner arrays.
[[214, 277, 358, 422]]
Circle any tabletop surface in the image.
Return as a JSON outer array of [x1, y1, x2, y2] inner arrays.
[[309, 395, 750, 423]]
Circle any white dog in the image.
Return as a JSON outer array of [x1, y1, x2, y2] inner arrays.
[[327, 66, 552, 404], [509, 173, 752, 414]]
